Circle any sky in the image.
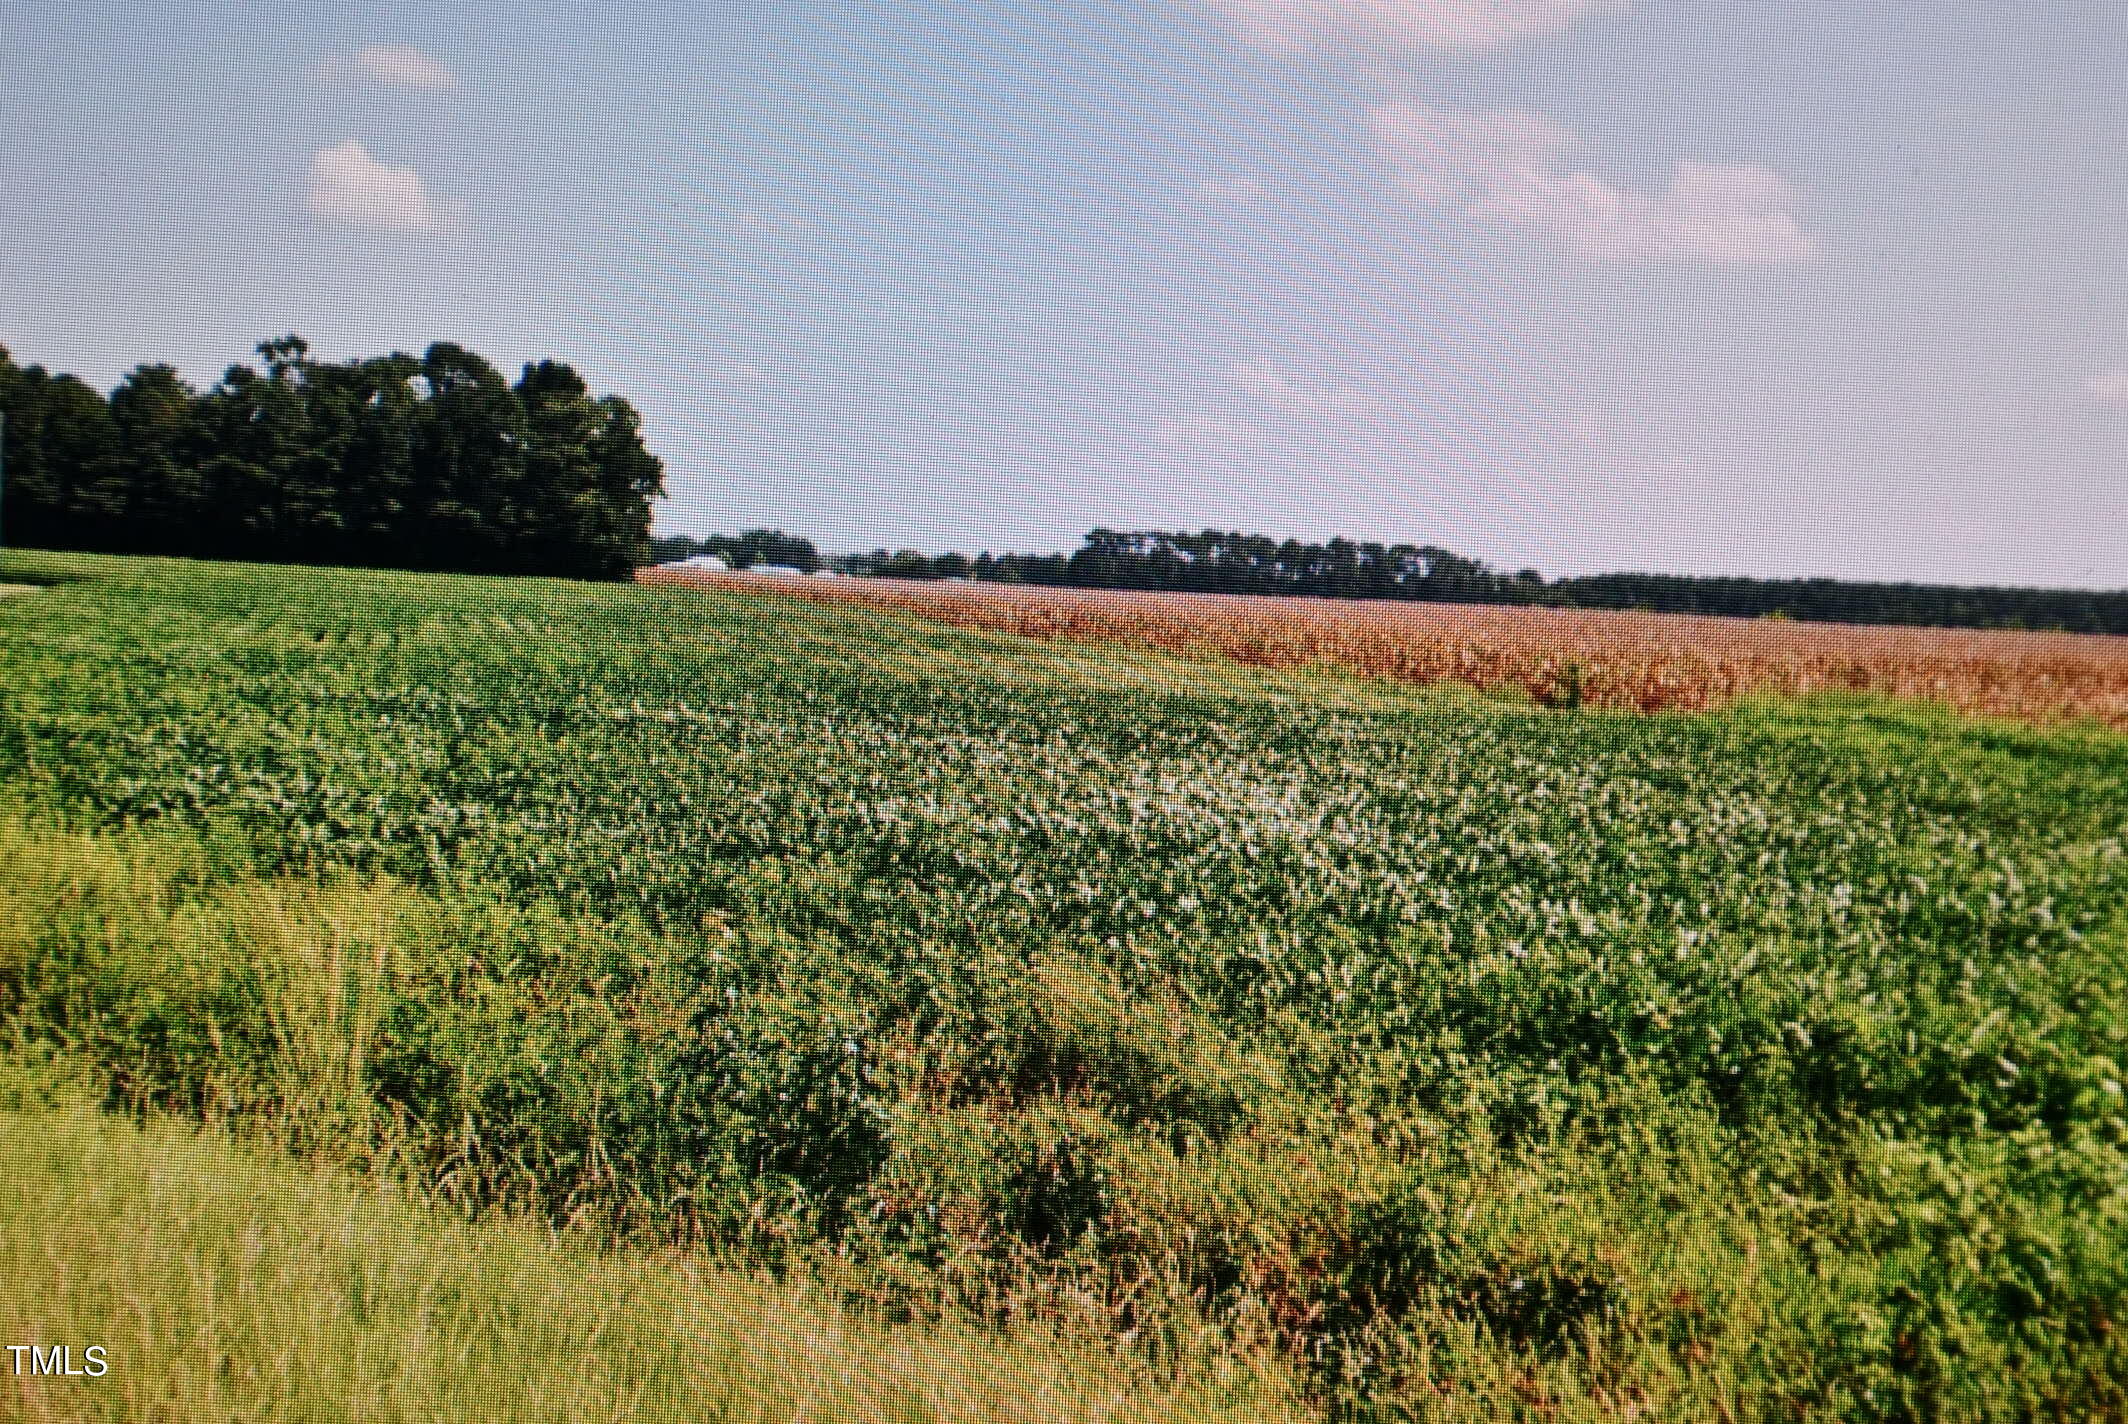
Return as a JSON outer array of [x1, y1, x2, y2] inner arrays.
[[3, 1, 2126, 585]]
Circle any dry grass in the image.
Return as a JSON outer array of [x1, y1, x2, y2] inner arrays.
[[0, 1093, 1299, 1424], [646, 571, 2128, 728]]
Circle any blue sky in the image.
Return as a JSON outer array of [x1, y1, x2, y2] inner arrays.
[[4, 0, 2125, 584]]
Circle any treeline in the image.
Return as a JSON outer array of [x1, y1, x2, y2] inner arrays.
[[661, 526, 2128, 635], [648, 529, 821, 572], [1543, 572, 2128, 634], [1043, 531, 2128, 633], [981, 528, 1548, 604], [0, 337, 664, 580]]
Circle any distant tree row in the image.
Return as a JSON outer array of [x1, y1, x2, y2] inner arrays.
[[649, 534, 978, 581], [1540, 571, 2128, 634], [839, 547, 974, 580], [1003, 528, 1549, 603], [1013, 530, 2128, 633], [649, 528, 822, 572], [800, 529, 1556, 603], [0, 337, 664, 580], [657, 526, 2128, 635]]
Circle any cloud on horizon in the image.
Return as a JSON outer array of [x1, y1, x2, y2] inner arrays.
[[315, 44, 459, 91], [1371, 103, 1817, 265], [1200, 0, 1620, 52], [304, 140, 456, 235]]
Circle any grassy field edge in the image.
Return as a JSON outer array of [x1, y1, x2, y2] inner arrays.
[[0, 1083, 1297, 1424]]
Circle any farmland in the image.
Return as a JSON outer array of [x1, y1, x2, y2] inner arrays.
[[5, 552, 2128, 1421], [646, 571, 2128, 729]]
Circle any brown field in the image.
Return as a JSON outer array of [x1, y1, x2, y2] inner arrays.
[[642, 569, 2128, 729]]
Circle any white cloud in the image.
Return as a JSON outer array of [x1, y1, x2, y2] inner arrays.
[[1201, 0, 1619, 52], [2087, 367, 2128, 408], [1232, 358, 1381, 414], [316, 44, 458, 91], [304, 141, 455, 235], [1371, 102, 1817, 265]]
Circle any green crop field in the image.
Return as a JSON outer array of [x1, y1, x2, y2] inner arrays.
[[3, 551, 2127, 1422]]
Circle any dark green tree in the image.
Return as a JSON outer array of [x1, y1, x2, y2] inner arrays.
[[106, 363, 204, 550], [0, 335, 663, 580], [0, 348, 123, 551]]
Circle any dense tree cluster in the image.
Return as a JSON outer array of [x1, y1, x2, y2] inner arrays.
[[658, 525, 2128, 636], [0, 337, 664, 580]]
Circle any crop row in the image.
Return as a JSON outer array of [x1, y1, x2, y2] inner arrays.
[[650, 571, 2128, 728]]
